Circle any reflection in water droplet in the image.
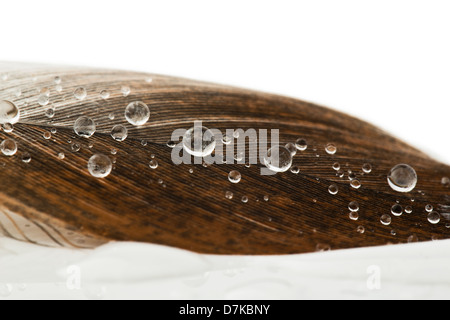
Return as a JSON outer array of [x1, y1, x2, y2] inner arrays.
[[74, 116, 96, 138], [88, 154, 112, 178], [425, 204, 433, 213], [225, 191, 233, 200], [125, 101, 150, 126], [349, 201, 359, 212], [380, 214, 392, 226], [0, 100, 20, 124], [325, 143, 337, 155], [427, 211, 440, 224], [391, 204, 403, 217], [295, 138, 307, 151], [2, 123, 13, 133], [183, 125, 216, 157], [264, 145, 292, 173], [328, 184, 338, 195], [228, 170, 241, 183], [110, 124, 128, 141], [74, 87, 87, 100], [149, 159, 158, 169], [387, 164, 417, 193], [0, 139, 17, 156]]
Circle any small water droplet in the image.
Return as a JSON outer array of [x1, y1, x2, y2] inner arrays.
[[124, 101, 150, 126], [74, 87, 87, 100], [442, 177, 450, 186], [2, 123, 13, 133], [348, 171, 357, 180], [295, 138, 307, 151], [407, 234, 418, 243], [88, 154, 112, 178], [101, 90, 110, 100], [222, 134, 232, 145], [22, 152, 31, 163], [349, 201, 359, 212], [121, 86, 131, 97], [290, 166, 299, 174], [350, 179, 361, 189], [228, 170, 241, 183], [390, 229, 397, 236], [149, 159, 158, 169], [241, 196, 248, 203], [328, 184, 338, 195], [40, 87, 51, 97], [425, 204, 433, 213], [0, 139, 17, 156], [315, 243, 331, 252], [110, 124, 128, 141], [349, 211, 359, 221], [74, 116, 96, 137], [332, 162, 340, 171], [427, 211, 440, 224], [336, 169, 344, 178], [51, 128, 57, 134], [58, 152, 65, 160], [263, 145, 293, 173], [141, 139, 148, 146], [225, 191, 233, 200], [391, 204, 403, 216], [380, 214, 392, 226], [362, 163, 372, 173], [188, 168, 194, 174], [110, 148, 117, 155], [43, 131, 51, 139], [166, 140, 176, 148], [183, 125, 216, 157], [325, 143, 337, 155], [45, 107, 55, 118], [0, 100, 20, 124], [387, 164, 417, 193], [405, 206, 413, 214], [54, 76, 61, 84], [71, 143, 80, 152], [263, 195, 269, 201], [285, 142, 297, 156], [356, 225, 365, 234], [55, 85, 62, 93]]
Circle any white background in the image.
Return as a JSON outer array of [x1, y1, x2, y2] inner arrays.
[[0, 0, 449, 300], [1, 0, 449, 164]]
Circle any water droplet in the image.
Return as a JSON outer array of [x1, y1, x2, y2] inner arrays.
[[88, 154, 112, 178], [74, 116, 96, 138], [183, 125, 216, 157], [425, 204, 433, 213], [0, 139, 17, 156], [110, 124, 128, 141], [43, 131, 51, 139], [348, 171, 357, 180], [263, 145, 292, 173], [407, 234, 418, 243], [241, 196, 248, 203], [332, 162, 340, 171], [350, 179, 361, 189], [349, 201, 359, 212], [391, 204, 403, 217], [121, 86, 131, 97], [22, 152, 31, 163], [222, 134, 232, 145], [145, 77, 153, 83], [71, 143, 80, 152], [336, 170, 344, 178], [124, 101, 150, 126], [427, 211, 440, 224], [225, 191, 233, 200], [405, 206, 413, 214], [55, 85, 62, 93], [442, 177, 450, 186], [149, 159, 158, 169], [58, 152, 65, 160], [349, 211, 359, 221], [325, 143, 337, 155], [101, 90, 110, 100], [328, 184, 338, 195], [380, 214, 392, 226], [285, 142, 297, 156], [290, 166, 299, 174], [387, 164, 417, 193], [40, 87, 51, 97], [166, 140, 176, 148], [188, 168, 194, 174], [263, 195, 269, 201], [1, 73, 8, 81], [110, 148, 117, 155], [362, 163, 372, 173], [295, 138, 307, 151], [45, 107, 55, 118], [51, 128, 57, 134], [390, 229, 397, 236], [0, 100, 20, 124], [141, 139, 148, 146], [356, 225, 365, 234], [74, 87, 87, 100], [228, 170, 241, 183], [54, 76, 61, 84], [2, 123, 13, 133], [315, 243, 331, 252]]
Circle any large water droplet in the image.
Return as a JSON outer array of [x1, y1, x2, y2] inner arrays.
[[0, 100, 20, 124], [74, 87, 87, 100], [74, 116, 96, 138], [0, 139, 17, 156], [183, 125, 216, 157], [110, 124, 128, 141], [387, 164, 417, 193], [125, 101, 150, 126], [228, 170, 242, 183], [427, 211, 440, 224], [88, 154, 112, 178], [263, 145, 292, 173]]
